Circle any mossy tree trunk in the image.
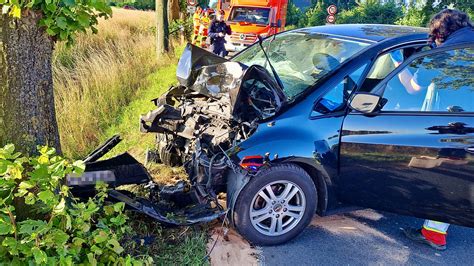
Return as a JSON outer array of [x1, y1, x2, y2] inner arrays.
[[156, 0, 170, 55], [0, 12, 61, 155]]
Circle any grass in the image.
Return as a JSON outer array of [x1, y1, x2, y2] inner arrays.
[[53, 8, 171, 159], [53, 8, 209, 264]]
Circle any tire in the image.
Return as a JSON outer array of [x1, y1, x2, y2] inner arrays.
[[234, 164, 317, 246], [156, 133, 182, 167]]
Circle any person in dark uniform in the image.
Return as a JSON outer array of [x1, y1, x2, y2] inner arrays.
[[208, 9, 231, 57]]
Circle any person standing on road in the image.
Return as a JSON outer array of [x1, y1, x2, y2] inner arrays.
[[199, 9, 212, 48], [401, 9, 474, 251], [209, 9, 232, 57], [192, 7, 203, 46]]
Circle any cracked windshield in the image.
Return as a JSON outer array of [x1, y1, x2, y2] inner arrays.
[[233, 31, 370, 100]]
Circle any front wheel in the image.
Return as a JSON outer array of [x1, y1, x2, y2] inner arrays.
[[234, 164, 317, 245]]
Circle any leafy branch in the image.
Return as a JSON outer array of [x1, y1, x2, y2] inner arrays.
[[0, 0, 112, 44]]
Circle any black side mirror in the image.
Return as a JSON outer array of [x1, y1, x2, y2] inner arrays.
[[349, 93, 384, 113]]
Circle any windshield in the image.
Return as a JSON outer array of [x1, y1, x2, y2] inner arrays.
[[230, 7, 270, 25], [233, 31, 371, 100]]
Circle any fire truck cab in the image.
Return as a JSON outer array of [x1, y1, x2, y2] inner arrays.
[[222, 0, 288, 52]]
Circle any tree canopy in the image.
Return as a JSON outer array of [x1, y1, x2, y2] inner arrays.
[[1, 0, 112, 43]]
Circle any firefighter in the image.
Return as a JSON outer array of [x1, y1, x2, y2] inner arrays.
[[402, 9, 474, 251], [209, 9, 232, 57], [192, 7, 203, 46], [199, 9, 212, 48]]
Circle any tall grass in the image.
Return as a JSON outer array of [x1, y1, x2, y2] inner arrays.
[[53, 8, 178, 158]]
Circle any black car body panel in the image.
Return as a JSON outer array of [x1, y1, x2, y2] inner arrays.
[[74, 25, 474, 231]]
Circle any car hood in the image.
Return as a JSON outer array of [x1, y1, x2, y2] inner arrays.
[[176, 44, 286, 117]]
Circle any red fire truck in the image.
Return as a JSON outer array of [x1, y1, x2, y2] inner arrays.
[[211, 0, 288, 52]]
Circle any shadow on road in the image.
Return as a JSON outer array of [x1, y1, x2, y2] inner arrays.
[[261, 209, 473, 265]]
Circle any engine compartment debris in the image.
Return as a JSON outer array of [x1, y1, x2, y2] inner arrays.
[[68, 44, 284, 226]]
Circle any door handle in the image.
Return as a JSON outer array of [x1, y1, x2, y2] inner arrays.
[[466, 147, 474, 154]]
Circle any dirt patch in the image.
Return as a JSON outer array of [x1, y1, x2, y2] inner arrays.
[[207, 227, 260, 266]]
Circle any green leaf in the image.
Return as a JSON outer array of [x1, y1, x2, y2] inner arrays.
[[72, 160, 85, 174], [107, 239, 124, 254], [93, 230, 108, 243], [19, 181, 34, 190], [57, 16, 68, 30], [0, 159, 10, 176], [2, 237, 18, 255], [46, 3, 56, 12], [53, 198, 66, 214], [63, 0, 75, 7], [18, 220, 48, 235], [38, 190, 55, 204], [24, 192, 36, 205], [29, 165, 49, 180], [110, 215, 126, 226], [90, 245, 103, 255], [76, 12, 90, 27], [2, 144, 14, 156], [0, 215, 14, 235], [113, 202, 125, 213], [32, 247, 48, 264], [46, 27, 57, 36], [87, 253, 97, 266], [45, 229, 69, 246]]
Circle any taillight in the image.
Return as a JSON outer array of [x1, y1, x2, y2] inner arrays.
[[240, 155, 264, 171]]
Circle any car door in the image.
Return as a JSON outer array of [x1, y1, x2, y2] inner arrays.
[[338, 44, 474, 227]]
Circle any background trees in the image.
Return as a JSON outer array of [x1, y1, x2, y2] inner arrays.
[[287, 0, 474, 28]]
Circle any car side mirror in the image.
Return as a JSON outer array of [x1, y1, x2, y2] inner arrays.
[[349, 93, 383, 113]]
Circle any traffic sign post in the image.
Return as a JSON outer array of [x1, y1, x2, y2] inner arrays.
[[326, 15, 336, 24], [326, 4, 337, 24], [187, 0, 197, 6]]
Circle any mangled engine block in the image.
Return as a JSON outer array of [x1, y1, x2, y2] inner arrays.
[[140, 46, 286, 198]]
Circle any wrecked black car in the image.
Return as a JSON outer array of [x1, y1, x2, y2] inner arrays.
[[71, 25, 474, 246]]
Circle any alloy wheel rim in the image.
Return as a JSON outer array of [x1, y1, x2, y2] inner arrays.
[[249, 180, 306, 236]]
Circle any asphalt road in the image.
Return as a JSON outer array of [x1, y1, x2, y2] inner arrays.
[[260, 209, 474, 265]]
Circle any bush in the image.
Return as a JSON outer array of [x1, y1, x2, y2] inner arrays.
[[286, 1, 303, 26], [0, 144, 149, 264], [337, 0, 403, 25], [299, 3, 327, 27], [396, 5, 428, 27]]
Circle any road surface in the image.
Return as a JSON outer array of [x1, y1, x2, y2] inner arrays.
[[260, 209, 473, 265]]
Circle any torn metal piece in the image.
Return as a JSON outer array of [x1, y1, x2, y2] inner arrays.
[[108, 190, 225, 226]]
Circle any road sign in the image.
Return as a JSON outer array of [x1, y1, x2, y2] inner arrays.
[[187, 5, 196, 13], [187, 0, 197, 6], [326, 15, 336, 24], [327, 5, 337, 15]]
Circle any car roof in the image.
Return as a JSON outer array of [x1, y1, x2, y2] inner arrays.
[[294, 24, 428, 42]]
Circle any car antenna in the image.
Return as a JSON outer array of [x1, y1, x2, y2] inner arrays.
[[257, 35, 284, 90]]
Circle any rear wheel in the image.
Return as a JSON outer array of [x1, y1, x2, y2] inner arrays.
[[234, 164, 317, 245]]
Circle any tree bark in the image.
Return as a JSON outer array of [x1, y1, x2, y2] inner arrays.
[[156, 0, 170, 55], [168, 0, 180, 22], [0, 12, 61, 155]]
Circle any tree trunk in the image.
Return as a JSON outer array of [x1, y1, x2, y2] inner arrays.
[[156, 0, 170, 55], [0, 12, 61, 155], [168, 0, 180, 22]]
